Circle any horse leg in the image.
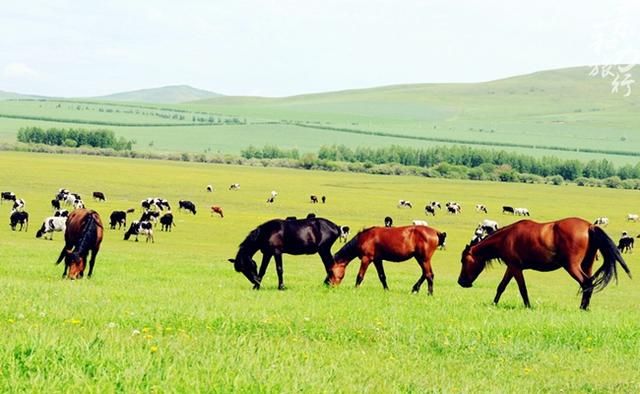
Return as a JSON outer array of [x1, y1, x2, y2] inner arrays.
[[319, 249, 334, 285], [412, 257, 434, 295], [274, 253, 285, 290], [512, 269, 531, 308], [355, 257, 372, 287], [494, 268, 514, 305], [255, 253, 272, 289], [87, 249, 99, 278], [372, 260, 389, 290], [565, 264, 593, 310]]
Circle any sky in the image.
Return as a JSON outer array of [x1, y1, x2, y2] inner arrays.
[[1, 0, 639, 97]]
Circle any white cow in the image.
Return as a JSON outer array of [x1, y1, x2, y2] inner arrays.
[[593, 217, 609, 226], [35, 216, 67, 240], [626, 214, 639, 222], [514, 207, 530, 216], [412, 220, 429, 226]]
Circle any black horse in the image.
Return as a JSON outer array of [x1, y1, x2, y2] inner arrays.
[[228, 217, 342, 290]]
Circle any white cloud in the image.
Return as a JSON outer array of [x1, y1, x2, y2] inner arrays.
[[2, 62, 41, 79]]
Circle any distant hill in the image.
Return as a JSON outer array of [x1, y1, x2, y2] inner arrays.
[[93, 85, 223, 103], [0, 90, 46, 100]]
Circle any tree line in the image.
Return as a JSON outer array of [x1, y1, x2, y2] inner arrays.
[[242, 144, 640, 185], [17, 126, 134, 150]]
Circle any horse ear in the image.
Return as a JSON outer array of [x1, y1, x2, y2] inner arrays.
[[228, 258, 236, 264]]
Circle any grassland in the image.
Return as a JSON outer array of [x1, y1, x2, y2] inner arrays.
[[1, 67, 640, 165], [1, 151, 638, 392]]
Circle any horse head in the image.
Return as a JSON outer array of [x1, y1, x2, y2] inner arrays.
[[228, 250, 259, 286], [458, 244, 485, 288], [65, 251, 86, 280], [329, 236, 359, 285]]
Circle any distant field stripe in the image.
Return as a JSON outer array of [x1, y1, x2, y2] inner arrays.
[[292, 123, 640, 158], [0, 113, 218, 127]]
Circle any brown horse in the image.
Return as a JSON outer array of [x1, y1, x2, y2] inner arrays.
[[210, 205, 224, 218], [458, 217, 632, 310], [330, 225, 446, 294], [55, 209, 104, 279]]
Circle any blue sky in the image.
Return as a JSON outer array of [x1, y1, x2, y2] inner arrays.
[[1, 0, 638, 97]]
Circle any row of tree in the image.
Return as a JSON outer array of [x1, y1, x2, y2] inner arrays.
[[241, 144, 640, 181], [17, 127, 134, 150]]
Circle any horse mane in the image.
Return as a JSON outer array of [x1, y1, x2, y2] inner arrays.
[[465, 231, 505, 270], [334, 227, 375, 262], [71, 212, 99, 259], [334, 233, 360, 262]]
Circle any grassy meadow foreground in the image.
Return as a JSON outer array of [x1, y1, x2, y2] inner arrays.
[[1, 151, 639, 392]]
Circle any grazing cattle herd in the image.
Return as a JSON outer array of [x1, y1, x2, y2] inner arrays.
[[2, 184, 635, 310]]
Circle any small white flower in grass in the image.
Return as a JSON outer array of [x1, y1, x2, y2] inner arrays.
[[107, 322, 117, 329], [132, 329, 141, 336]]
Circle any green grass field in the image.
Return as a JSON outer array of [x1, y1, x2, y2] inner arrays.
[[1, 151, 638, 392]]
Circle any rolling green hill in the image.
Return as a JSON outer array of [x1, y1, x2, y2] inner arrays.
[[1, 66, 639, 164], [93, 85, 223, 103]]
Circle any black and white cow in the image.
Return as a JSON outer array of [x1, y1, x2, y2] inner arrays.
[[310, 195, 319, 203], [178, 200, 196, 214], [384, 216, 393, 227], [93, 191, 106, 201], [12, 199, 25, 211], [479, 219, 499, 234], [35, 216, 66, 240], [618, 232, 634, 253], [229, 183, 240, 190], [73, 199, 85, 210], [140, 210, 160, 225], [65, 193, 81, 206], [54, 209, 69, 217], [109, 210, 127, 230], [502, 206, 515, 215], [446, 202, 461, 214], [425, 201, 440, 216], [397, 200, 412, 208], [475, 204, 488, 214], [321, 195, 326, 204], [51, 199, 61, 211], [593, 217, 609, 227], [412, 219, 429, 226], [514, 207, 530, 216], [155, 198, 170, 211], [160, 212, 175, 232], [206, 185, 213, 192], [124, 221, 154, 243], [1, 191, 16, 204], [339, 225, 350, 242], [9, 210, 29, 231]]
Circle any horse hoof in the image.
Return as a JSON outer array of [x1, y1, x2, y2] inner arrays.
[[278, 285, 286, 291], [253, 284, 260, 290]]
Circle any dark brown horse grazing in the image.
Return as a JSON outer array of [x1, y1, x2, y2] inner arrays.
[[330, 225, 447, 294], [55, 209, 104, 279], [228, 217, 341, 290], [458, 217, 632, 310]]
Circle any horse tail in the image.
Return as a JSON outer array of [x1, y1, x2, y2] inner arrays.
[[590, 226, 632, 293]]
